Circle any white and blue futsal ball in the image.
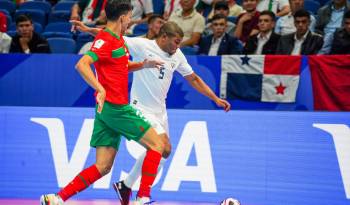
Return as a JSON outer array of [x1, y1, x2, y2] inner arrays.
[[220, 197, 241, 205]]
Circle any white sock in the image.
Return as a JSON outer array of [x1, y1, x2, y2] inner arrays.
[[124, 152, 166, 189]]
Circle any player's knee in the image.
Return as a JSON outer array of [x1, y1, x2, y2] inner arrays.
[[95, 163, 113, 176]]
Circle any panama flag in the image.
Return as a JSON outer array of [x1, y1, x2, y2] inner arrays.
[[220, 55, 301, 102]]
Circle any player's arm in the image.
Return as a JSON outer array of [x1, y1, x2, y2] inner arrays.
[[185, 72, 231, 112], [128, 59, 164, 72], [75, 55, 105, 112], [70, 20, 101, 36]]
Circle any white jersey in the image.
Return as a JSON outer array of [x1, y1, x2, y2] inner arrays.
[[124, 37, 193, 114]]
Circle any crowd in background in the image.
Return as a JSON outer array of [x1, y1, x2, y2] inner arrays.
[[0, 0, 349, 55]]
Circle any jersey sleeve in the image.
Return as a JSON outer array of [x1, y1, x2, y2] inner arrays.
[[123, 36, 145, 59], [176, 50, 194, 77], [86, 36, 110, 62]]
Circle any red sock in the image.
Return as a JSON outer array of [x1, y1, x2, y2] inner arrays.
[[137, 149, 162, 198], [57, 165, 102, 201]]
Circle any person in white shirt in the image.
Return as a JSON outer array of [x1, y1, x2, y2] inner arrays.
[[71, 20, 231, 205], [257, 0, 290, 17], [275, 0, 316, 35], [128, 0, 154, 34]]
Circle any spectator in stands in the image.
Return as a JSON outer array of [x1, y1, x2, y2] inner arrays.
[[329, 10, 350, 54], [139, 14, 164, 39], [70, 0, 107, 24], [169, 0, 206, 47], [234, 0, 260, 44], [275, 0, 316, 35], [164, 0, 181, 20], [276, 9, 323, 55], [244, 10, 280, 54], [257, 0, 290, 17], [203, 1, 236, 36], [198, 14, 242, 55], [128, 0, 154, 34], [10, 15, 51, 54], [316, 0, 350, 54]]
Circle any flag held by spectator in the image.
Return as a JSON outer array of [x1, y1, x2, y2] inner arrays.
[[309, 55, 350, 111], [220, 55, 301, 102]]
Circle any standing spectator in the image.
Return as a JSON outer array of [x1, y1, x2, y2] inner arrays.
[[169, 0, 205, 47], [257, 0, 290, 17], [276, 9, 323, 55], [203, 1, 236, 36], [316, 0, 350, 54], [244, 10, 280, 54], [234, 0, 260, 44], [198, 14, 242, 55], [275, 0, 316, 35], [330, 10, 350, 54], [70, 0, 107, 24], [10, 15, 51, 53], [128, 0, 154, 34]]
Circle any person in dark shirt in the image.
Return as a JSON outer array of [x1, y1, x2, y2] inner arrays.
[[10, 14, 51, 54], [330, 10, 350, 54]]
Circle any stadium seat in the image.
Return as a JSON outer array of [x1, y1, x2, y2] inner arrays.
[[19, 1, 52, 14], [15, 9, 46, 27], [42, 22, 73, 38], [0, 1, 16, 14], [152, 0, 164, 14], [53, 1, 75, 11], [48, 10, 70, 23], [6, 30, 16, 36], [76, 32, 94, 52], [304, 0, 320, 14], [47, 37, 76, 53], [133, 23, 148, 36], [227, 16, 237, 24], [0, 8, 9, 15]]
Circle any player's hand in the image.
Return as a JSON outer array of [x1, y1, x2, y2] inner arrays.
[[143, 59, 164, 69], [70, 20, 90, 33], [96, 89, 106, 113], [215, 98, 231, 112]]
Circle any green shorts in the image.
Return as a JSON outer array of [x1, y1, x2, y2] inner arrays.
[[90, 102, 151, 150]]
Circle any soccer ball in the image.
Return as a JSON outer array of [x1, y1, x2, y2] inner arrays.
[[220, 197, 241, 205]]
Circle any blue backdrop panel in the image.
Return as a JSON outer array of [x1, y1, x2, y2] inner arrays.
[[0, 107, 350, 205], [0, 54, 314, 110]]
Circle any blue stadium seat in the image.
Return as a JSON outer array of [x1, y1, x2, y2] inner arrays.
[[47, 37, 76, 53], [0, 1, 16, 14], [76, 32, 94, 52], [152, 0, 164, 14], [53, 1, 75, 11], [304, 0, 320, 14], [0, 8, 9, 15], [19, 1, 52, 14], [180, 46, 199, 55], [6, 30, 16, 37], [42, 22, 73, 38], [15, 9, 46, 27], [227, 16, 237, 24], [133, 23, 148, 36], [48, 10, 70, 23]]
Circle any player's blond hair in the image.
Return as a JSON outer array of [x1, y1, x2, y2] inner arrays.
[[158, 21, 184, 38]]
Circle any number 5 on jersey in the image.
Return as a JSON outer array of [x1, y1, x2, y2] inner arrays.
[[159, 67, 165, 79]]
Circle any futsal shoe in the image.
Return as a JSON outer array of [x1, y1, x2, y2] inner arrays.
[[40, 194, 64, 205], [113, 181, 132, 205], [132, 196, 155, 205]]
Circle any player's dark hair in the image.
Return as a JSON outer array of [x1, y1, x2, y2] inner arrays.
[[105, 0, 132, 21], [158, 21, 184, 38], [16, 14, 32, 25]]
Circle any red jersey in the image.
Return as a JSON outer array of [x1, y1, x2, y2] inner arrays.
[[87, 28, 130, 105]]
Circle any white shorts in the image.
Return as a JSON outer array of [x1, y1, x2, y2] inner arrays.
[[132, 105, 169, 136]]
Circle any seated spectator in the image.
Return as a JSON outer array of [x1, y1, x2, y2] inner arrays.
[[234, 0, 260, 44], [10, 15, 51, 54], [169, 0, 206, 47], [257, 0, 290, 17], [275, 0, 316, 35], [203, 1, 236, 36], [330, 10, 350, 54], [70, 0, 107, 24], [244, 10, 280, 54], [164, 0, 181, 20], [128, 0, 154, 34], [139, 14, 164, 39], [198, 14, 242, 55], [0, 11, 7, 32], [316, 0, 350, 54], [276, 9, 323, 55]]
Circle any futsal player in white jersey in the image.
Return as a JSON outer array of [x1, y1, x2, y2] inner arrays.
[[71, 20, 231, 205]]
